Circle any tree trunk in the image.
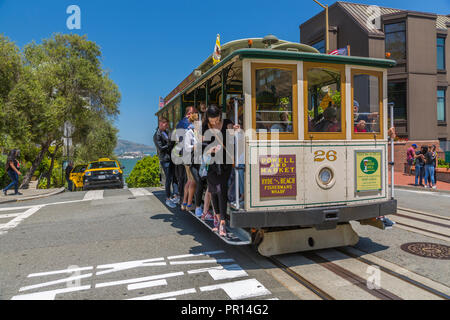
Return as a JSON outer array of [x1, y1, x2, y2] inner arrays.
[[46, 144, 61, 189], [20, 141, 51, 189]]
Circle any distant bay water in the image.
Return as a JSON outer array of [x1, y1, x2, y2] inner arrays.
[[118, 154, 156, 180]]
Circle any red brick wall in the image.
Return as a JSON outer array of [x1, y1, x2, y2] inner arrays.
[[387, 140, 444, 172]]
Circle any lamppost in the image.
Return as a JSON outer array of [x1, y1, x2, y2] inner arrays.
[[313, 0, 329, 54]]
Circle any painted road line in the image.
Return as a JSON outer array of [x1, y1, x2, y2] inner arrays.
[[188, 264, 248, 281], [19, 273, 93, 292], [169, 259, 235, 265], [0, 213, 21, 219], [129, 188, 153, 197], [95, 271, 184, 289], [83, 190, 104, 201], [200, 279, 271, 300], [316, 249, 442, 300], [96, 257, 166, 276], [127, 279, 168, 291], [11, 285, 91, 300], [397, 189, 450, 198], [28, 266, 94, 278], [128, 288, 197, 300], [167, 250, 226, 260], [0, 206, 42, 235]]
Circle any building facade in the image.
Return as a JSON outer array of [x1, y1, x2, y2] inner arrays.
[[300, 1, 450, 150]]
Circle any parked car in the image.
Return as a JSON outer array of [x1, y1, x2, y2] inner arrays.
[[70, 164, 87, 191], [83, 158, 124, 190]]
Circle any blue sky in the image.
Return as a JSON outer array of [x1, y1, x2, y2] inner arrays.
[[1, 0, 449, 146]]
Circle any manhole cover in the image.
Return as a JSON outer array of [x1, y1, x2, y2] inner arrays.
[[400, 242, 450, 260]]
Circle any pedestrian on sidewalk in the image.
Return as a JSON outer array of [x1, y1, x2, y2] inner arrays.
[[2, 149, 22, 196], [414, 146, 426, 187], [65, 161, 74, 192], [406, 144, 417, 175], [424, 146, 437, 189]]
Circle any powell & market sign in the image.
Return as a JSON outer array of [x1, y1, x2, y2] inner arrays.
[[259, 155, 297, 198]]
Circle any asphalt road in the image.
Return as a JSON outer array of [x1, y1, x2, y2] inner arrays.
[[0, 188, 295, 300], [0, 187, 448, 300]]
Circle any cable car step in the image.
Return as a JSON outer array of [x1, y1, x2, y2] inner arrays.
[[186, 210, 252, 246]]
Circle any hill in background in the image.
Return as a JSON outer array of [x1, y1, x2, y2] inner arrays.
[[115, 139, 156, 157]]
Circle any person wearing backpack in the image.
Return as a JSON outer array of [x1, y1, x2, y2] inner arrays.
[[3, 149, 22, 196]]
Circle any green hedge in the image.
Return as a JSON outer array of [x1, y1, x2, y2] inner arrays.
[[125, 155, 161, 188]]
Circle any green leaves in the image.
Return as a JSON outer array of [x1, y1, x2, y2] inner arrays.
[[126, 156, 161, 188], [1, 33, 122, 188]]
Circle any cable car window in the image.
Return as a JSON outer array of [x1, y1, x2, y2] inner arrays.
[[252, 63, 298, 140], [306, 67, 342, 133], [351, 70, 383, 139]]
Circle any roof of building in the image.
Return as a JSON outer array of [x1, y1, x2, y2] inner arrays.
[[307, 1, 449, 35]]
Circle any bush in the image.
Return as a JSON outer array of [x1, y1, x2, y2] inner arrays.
[[126, 155, 161, 188], [438, 159, 450, 169]]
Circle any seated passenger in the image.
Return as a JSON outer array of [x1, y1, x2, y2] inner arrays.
[[313, 106, 340, 132], [270, 112, 292, 133], [354, 120, 368, 133]]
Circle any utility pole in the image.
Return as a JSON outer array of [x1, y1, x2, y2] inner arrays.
[[313, 0, 329, 54]]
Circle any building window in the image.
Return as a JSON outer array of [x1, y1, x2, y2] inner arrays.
[[252, 63, 298, 140], [437, 37, 446, 71], [312, 39, 325, 53], [388, 81, 407, 120], [438, 88, 446, 123], [385, 22, 406, 61]]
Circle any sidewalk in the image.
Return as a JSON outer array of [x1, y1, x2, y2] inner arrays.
[[390, 171, 450, 192], [0, 180, 65, 204]]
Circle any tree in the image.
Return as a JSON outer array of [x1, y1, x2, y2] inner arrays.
[[3, 33, 121, 188], [0, 34, 22, 152], [126, 156, 161, 188], [73, 116, 119, 164]]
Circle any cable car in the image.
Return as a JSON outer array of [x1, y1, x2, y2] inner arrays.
[[156, 35, 397, 256]]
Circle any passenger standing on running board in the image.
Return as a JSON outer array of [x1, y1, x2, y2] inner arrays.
[[202, 105, 240, 237]]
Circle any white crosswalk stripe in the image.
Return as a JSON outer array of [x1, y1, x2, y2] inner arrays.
[[0, 206, 43, 235], [83, 190, 104, 201], [128, 188, 153, 197]]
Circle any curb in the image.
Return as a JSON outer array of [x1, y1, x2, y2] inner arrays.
[[393, 185, 450, 195], [0, 188, 66, 205]]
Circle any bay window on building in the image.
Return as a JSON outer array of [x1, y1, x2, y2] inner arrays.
[[438, 88, 446, 123], [385, 22, 406, 62], [437, 37, 446, 71]]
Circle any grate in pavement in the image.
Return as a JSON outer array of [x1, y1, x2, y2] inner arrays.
[[400, 242, 450, 260]]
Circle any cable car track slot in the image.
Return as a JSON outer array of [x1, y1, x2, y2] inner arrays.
[[267, 256, 334, 300], [302, 252, 403, 300], [336, 247, 450, 300]]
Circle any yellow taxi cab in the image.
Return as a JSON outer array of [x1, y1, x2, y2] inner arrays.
[[70, 164, 87, 191], [83, 158, 124, 191]]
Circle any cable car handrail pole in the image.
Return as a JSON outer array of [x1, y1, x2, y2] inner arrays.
[[389, 102, 395, 199]]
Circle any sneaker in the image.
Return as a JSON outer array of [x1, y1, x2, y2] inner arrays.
[[14, 192, 23, 196], [424, 185, 429, 189], [171, 196, 180, 204], [2, 189, 6, 196], [165, 199, 177, 208], [195, 207, 203, 217], [380, 217, 395, 229], [432, 186, 437, 189], [201, 211, 214, 221]]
